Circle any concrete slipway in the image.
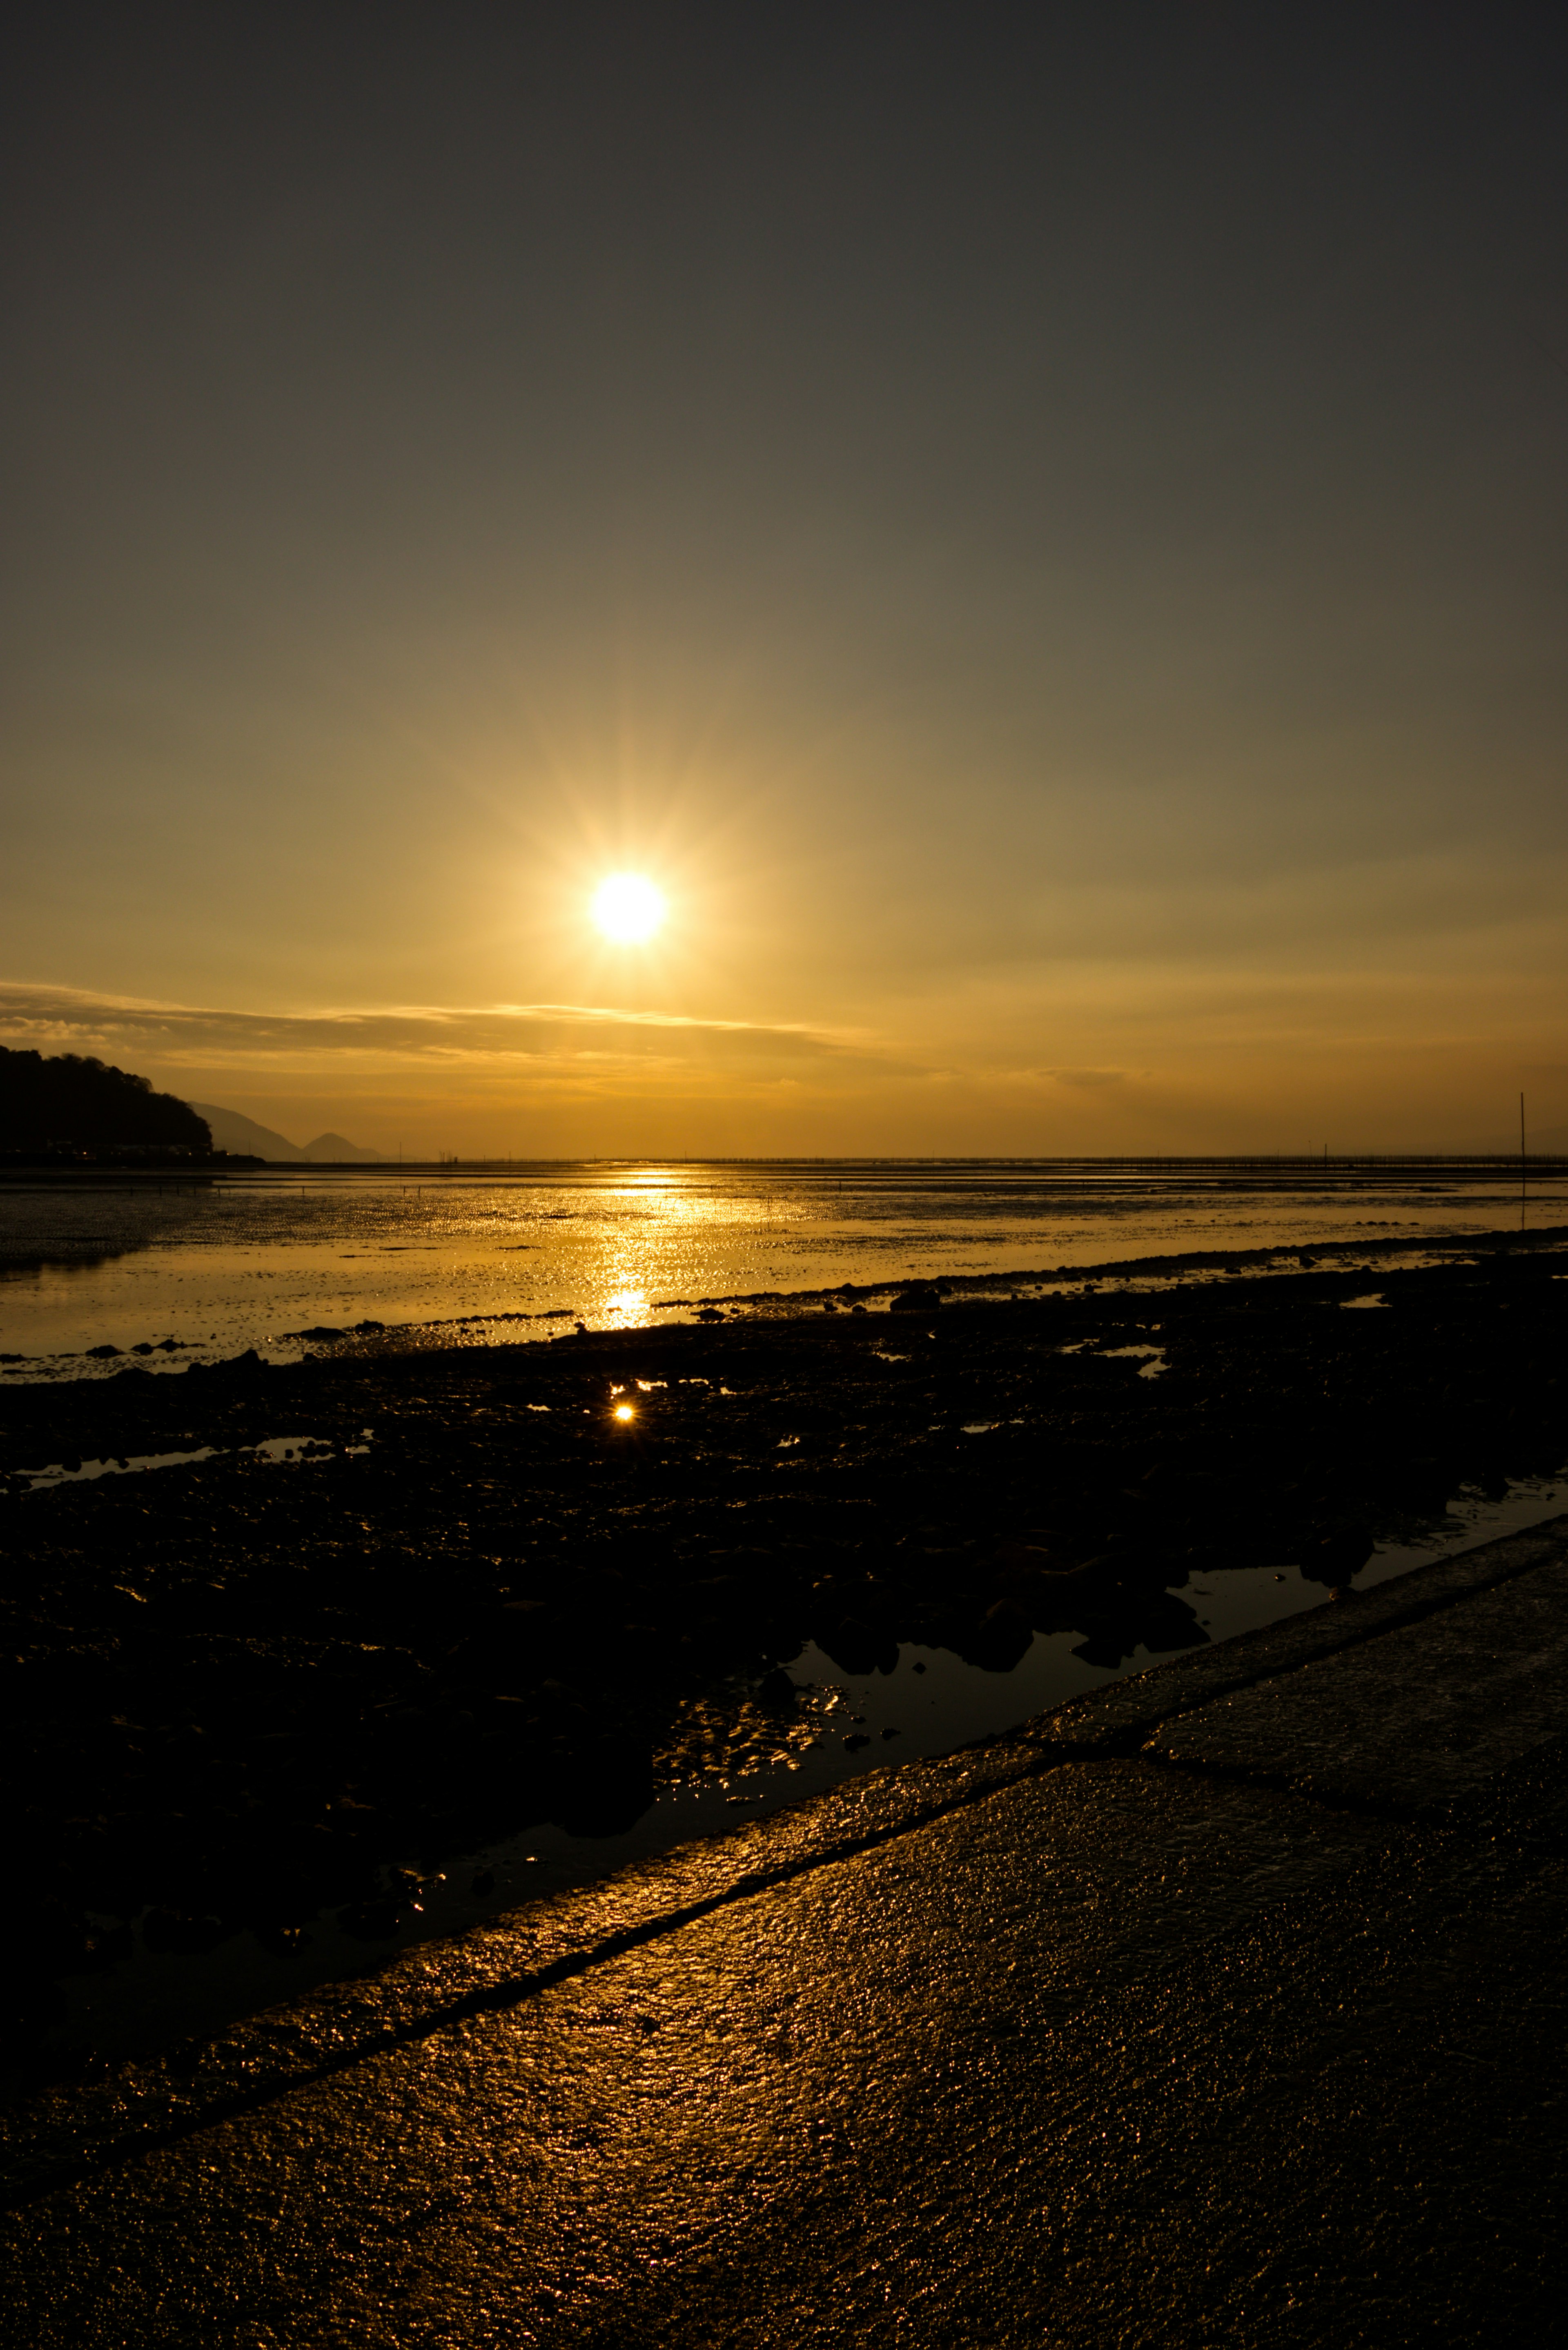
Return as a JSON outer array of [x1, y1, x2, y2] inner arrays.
[[5, 1517, 1568, 2347]]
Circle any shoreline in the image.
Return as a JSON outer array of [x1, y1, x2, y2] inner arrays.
[[5, 1211, 1566, 1381], [2, 1230, 1565, 2085]]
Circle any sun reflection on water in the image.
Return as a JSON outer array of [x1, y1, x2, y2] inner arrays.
[[5, 1160, 1561, 1363]]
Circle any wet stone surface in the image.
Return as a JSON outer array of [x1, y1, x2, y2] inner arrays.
[[0, 1237, 1564, 2081]]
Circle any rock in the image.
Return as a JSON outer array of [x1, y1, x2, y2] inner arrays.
[[755, 1666, 800, 1713], [889, 1285, 942, 1314], [141, 1909, 232, 1956], [86, 1344, 121, 1359], [959, 1598, 1034, 1673], [1300, 1526, 1376, 1587], [995, 1536, 1068, 1577], [819, 1618, 899, 1678], [339, 1897, 403, 1940]]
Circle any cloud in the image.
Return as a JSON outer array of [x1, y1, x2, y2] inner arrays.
[[0, 980, 900, 1095]]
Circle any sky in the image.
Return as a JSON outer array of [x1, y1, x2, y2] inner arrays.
[[4, 3, 1567, 1155]]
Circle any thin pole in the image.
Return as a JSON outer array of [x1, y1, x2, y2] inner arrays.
[[1521, 1092, 1527, 1208]]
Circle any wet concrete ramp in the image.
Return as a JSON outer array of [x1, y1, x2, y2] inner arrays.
[[4, 1518, 1568, 2346]]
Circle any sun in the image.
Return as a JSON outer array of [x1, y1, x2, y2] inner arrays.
[[592, 873, 666, 943]]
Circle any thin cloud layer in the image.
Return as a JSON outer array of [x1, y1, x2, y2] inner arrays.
[[0, 982, 898, 1087]]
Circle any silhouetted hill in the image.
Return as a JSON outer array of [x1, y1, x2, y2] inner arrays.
[[187, 1103, 306, 1159], [300, 1131, 385, 1162], [0, 1048, 212, 1152], [189, 1102, 385, 1161]]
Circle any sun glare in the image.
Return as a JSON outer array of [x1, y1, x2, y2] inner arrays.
[[592, 873, 666, 943]]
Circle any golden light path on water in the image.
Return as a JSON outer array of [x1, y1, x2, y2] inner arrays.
[[0, 1161, 1563, 1367]]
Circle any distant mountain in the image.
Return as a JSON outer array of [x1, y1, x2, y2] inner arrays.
[[189, 1103, 385, 1161], [301, 1131, 385, 1162], [189, 1104, 302, 1158]]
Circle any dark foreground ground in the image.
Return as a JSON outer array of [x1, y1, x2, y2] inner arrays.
[[1, 1229, 1566, 2077], [3, 1508, 1568, 2344]]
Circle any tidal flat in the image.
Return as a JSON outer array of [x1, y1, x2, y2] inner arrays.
[[2, 1225, 1565, 2082]]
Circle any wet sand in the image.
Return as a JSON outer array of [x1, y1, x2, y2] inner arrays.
[[2, 1223, 1565, 2083]]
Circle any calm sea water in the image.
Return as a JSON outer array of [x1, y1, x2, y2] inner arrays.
[[1, 1158, 1561, 1366]]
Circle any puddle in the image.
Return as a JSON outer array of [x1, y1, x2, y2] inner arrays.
[[22, 1433, 374, 1490], [1102, 1343, 1168, 1376], [22, 1446, 220, 1488]]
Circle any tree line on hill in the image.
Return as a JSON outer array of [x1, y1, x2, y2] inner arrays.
[[0, 1047, 214, 1155]]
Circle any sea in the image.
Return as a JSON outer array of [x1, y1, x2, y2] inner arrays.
[[2, 1156, 1563, 1367]]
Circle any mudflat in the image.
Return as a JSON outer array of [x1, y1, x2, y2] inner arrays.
[[1, 1230, 1564, 2080]]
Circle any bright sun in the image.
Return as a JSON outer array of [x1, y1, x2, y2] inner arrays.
[[592, 873, 666, 943]]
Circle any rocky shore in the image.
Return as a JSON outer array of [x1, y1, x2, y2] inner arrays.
[[2, 1228, 1564, 2074]]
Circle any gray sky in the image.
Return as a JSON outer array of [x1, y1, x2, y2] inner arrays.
[[4, 3, 1566, 1151]]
